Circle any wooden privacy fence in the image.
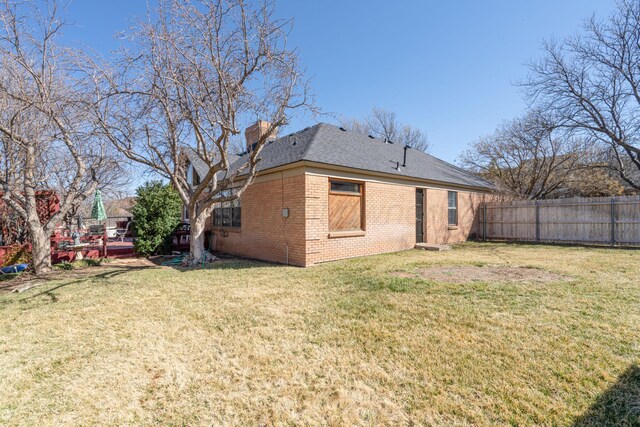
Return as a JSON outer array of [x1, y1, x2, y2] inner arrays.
[[480, 195, 640, 246]]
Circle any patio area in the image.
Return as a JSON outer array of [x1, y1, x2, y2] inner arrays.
[[52, 237, 135, 263], [51, 216, 136, 262]]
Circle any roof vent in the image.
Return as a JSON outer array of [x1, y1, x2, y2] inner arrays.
[[402, 145, 410, 167], [339, 127, 347, 131], [292, 139, 298, 146]]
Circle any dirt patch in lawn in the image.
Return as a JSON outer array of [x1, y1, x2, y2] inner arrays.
[[394, 266, 571, 284]]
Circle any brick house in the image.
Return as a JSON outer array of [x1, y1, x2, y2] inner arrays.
[[185, 121, 492, 266]]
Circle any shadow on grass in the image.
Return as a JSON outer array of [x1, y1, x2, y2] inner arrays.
[[17, 265, 157, 303], [573, 364, 640, 427], [147, 253, 285, 271]]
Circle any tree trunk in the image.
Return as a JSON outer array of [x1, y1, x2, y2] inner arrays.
[[185, 213, 215, 266], [30, 225, 52, 275], [189, 219, 205, 263]]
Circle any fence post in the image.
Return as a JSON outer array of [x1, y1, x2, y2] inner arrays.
[[483, 203, 487, 242], [103, 227, 108, 258], [535, 200, 540, 242], [610, 197, 616, 246]]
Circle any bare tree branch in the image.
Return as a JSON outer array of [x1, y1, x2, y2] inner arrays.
[[458, 112, 619, 199], [0, 0, 124, 274], [92, 0, 313, 264], [341, 107, 431, 152], [522, 0, 640, 190]]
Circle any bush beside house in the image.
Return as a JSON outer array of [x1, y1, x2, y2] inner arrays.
[[131, 182, 182, 256]]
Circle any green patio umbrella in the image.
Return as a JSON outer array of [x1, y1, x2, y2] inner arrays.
[[91, 190, 107, 223]]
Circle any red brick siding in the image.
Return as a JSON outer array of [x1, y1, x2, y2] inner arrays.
[[305, 175, 415, 265], [208, 169, 489, 266], [424, 188, 486, 244], [211, 174, 307, 266]]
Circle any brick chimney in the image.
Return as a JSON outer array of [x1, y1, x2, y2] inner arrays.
[[244, 120, 277, 151]]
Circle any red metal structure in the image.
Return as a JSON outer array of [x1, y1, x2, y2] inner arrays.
[[0, 192, 135, 266], [0, 192, 60, 265], [0, 191, 59, 246]]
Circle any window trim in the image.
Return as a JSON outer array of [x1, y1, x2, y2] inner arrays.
[[213, 206, 241, 229], [447, 191, 458, 226], [328, 178, 366, 232], [329, 180, 362, 196], [212, 189, 241, 229]]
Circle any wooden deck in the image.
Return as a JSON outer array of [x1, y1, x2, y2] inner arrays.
[[52, 238, 136, 263]]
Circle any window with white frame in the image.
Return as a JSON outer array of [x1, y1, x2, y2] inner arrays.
[[447, 191, 458, 226]]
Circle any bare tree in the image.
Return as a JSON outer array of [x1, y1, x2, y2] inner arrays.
[[459, 112, 589, 199], [560, 166, 626, 198], [341, 107, 431, 152], [0, 0, 120, 274], [524, 0, 640, 189], [93, 0, 312, 264]]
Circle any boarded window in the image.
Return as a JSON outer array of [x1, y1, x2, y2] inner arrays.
[[448, 191, 458, 225], [329, 180, 363, 231]]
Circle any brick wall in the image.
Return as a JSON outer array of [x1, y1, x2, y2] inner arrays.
[[305, 174, 416, 265], [424, 188, 486, 244], [211, 173, 307, 266], [209, 168, 489, 266]]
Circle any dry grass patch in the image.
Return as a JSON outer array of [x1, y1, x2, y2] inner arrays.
[[0, 243, 639, 426], [393, 265, 571, 284]]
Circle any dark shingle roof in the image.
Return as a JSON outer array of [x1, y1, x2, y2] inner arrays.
[[229, 123, 491, 189], [185, 147, 239, 182], [185, 148, 209, 180]]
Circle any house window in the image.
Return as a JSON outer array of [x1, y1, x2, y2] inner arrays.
[[213, 189, 241, 228], [192, 169, 200, 186], [448, 191, 458, 226], [330, 181, 361, 194], [184, 206, 189, 222], [329, 179, 364, 231]]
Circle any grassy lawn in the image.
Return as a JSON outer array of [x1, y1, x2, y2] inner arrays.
[[1, 243, 639, 426]]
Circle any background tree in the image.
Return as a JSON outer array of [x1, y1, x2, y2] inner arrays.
[[560, 167, 626, 198], [524, 0, 640, 190], [131, 181, 181, 256], [459, 112, 589, 199], [0, 0, 120, 274], [341, 107, 431, 152], [93, 0, 312, 264]]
